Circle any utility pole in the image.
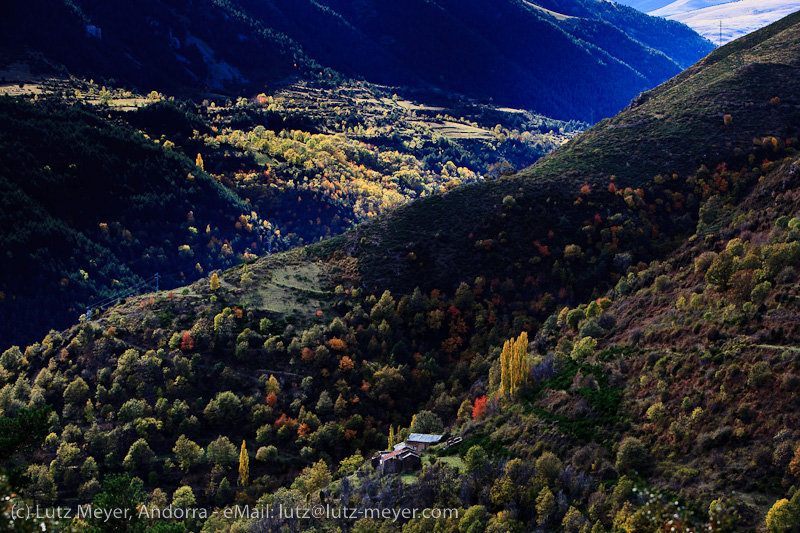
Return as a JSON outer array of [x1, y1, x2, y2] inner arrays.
[[719, 20, 722, 47], [155, 272, 159, 295]]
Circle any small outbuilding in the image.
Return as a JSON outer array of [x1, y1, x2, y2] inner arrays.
[[371, 445, 421, 474], [405, 433, 443, 451]]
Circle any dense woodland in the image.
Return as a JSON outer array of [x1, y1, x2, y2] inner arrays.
[[2, 5, 800, 533]]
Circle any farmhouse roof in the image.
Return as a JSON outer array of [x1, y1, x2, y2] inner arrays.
[[407, 433, 443, 443], [381, 448, 419, 463]]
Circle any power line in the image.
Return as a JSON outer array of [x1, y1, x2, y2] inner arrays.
[[84, 264, 203, 318], [85, 274, 159, 313]]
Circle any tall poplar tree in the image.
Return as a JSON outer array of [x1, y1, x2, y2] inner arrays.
[[500, 332, 529, 395], [239, 440, 249, 487]]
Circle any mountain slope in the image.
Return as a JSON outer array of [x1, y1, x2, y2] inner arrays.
[[0, 80, 582, 349], [651, 0, 800, 44], [0, 97, 262, 348], [317, 9, 800, 298], [1, 0, 714, 121]]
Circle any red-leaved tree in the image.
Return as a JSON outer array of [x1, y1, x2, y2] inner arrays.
[[472, 395, 488, 419], [180, 331, 194, 351]]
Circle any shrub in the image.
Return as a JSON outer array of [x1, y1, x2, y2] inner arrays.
[[750, 281, 772, 303], [777, 266, 797, 284], [782, 374, 800, 391], [628, 328, 643, 346], [646, 402, 665, 423], [597, 313, 616, 330], [615, 279, 631, 297], [535, 451, 563, 482], [654, 275, 671, 292], [747, 361, 772, 388], [694, 252, 718, 274], [578, 319, 604, 339], [566, 309, 586, 330], [585, 301, 601, 318], [615, 437, 649, 474], [256, 445, 277, 462], [571, 337, 597, 361], [465, 446, 488, 474], [706, 251, 736, 288], [698, 426, 733, 450]]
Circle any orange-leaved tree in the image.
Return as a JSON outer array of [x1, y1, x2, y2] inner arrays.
[[472, 395, 488, 419]]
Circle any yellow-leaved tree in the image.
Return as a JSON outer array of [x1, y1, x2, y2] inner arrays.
[[500, 331, 529, 395], [239, 440, 249, 487]]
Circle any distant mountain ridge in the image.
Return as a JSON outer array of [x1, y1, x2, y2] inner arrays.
[[1, 0, 714, 121], [650, 0, 800, 44], [613, 0, 675, 12]]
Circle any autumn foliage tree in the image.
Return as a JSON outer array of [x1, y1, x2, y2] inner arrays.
[[789, 444, 800, 478], [339, 356, 354, 372], [180, 331, 194, 351], [327, 338, 347, 351], [500, 332, 528, 395], [266, 393, 278, 407], [239, 440, 249, 487], [472, 395, 488, 419]]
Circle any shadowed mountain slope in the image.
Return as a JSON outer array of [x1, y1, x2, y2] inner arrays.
[[2, 0, 713, 121], [318, 10, 800, 297]]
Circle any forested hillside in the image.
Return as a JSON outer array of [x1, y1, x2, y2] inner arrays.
[[0, 97, 256, 349], [0, 79, 579, 348]]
